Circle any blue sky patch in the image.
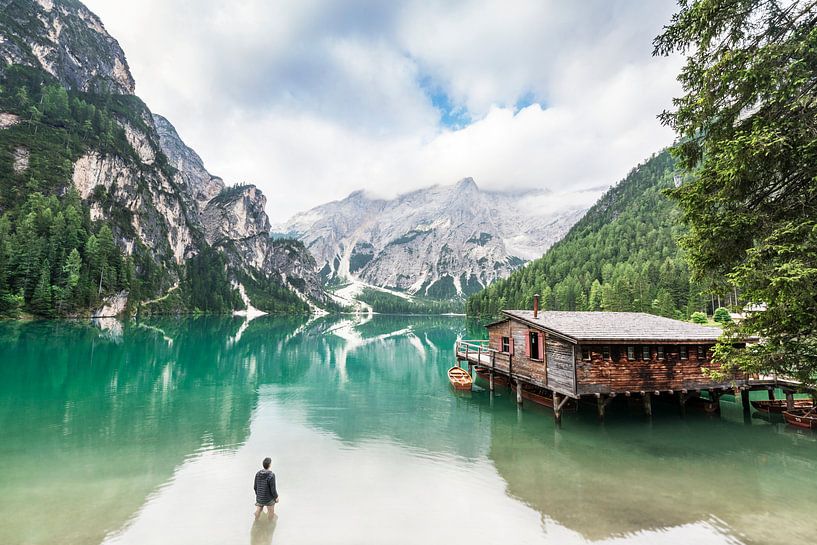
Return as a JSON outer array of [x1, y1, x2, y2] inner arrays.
[[514, 91, 543, 112], [419, 75, 471, 129]]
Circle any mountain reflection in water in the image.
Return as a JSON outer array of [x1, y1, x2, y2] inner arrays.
[[0, 315, 814, 545]]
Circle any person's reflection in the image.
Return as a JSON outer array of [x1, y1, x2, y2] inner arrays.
[[250, 514, 277, 545]]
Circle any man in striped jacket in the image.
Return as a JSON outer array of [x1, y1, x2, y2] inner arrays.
[[253, 457, 279, 520]]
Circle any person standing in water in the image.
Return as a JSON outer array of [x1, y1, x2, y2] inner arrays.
[[253, 457, 279, 520]]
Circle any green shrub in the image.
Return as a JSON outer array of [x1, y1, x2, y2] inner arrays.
[[690, 311, 708, 324], [713, 307, 732, 324]]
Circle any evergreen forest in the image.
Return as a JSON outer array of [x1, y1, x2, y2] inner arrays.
[[467, 152, 709, 319]]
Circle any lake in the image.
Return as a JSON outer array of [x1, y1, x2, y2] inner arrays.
[[1, 315, 815, 545]]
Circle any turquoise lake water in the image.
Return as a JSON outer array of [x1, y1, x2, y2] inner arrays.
[[0, 315, 815, 545]]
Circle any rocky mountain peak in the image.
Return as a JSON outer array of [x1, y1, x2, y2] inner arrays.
[[153, 114, 225, 206], [455, 177, 479, 192], [282, 178, 602, 298], [0, 0, 136, 94], [203, 185, 271, 246]]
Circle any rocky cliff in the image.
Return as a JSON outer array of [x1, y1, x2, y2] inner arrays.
[[280, 178, 602, 298], [0, 0, 134, 94], [0, 0, 327, 314]]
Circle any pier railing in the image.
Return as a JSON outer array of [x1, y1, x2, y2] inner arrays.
[[455, 339, 498, 367]]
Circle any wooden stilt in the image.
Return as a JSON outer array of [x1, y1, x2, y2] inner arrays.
[[643, 392, 652, 417], [516, 381, 523, 405], [679, 392, 688, 416], [490, 353, 496, 392], [553, 392, 562, 426], [740, 388, 751, 414], [597, 395, 607, 421]]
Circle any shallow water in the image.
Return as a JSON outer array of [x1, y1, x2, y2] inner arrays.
[[0, 315, 815, 545]]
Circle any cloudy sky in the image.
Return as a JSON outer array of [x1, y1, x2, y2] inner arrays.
[[83, 0, 682, 223]]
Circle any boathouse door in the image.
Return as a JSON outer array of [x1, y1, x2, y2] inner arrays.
[[529, 331, 540, 360]]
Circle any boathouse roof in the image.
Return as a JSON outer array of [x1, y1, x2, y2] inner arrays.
[[497, 310, 722, 343]]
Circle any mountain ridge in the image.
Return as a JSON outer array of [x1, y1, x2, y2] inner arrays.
[[279, 178, 602, 299]]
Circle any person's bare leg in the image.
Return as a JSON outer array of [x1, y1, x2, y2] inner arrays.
[[267, 504, 275, 520], [254, 505, 263, 520]]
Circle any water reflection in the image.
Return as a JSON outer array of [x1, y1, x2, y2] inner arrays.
[[0, 316, 815, 545], [484, 399, 817, 544], [250, 516, 277, 545]]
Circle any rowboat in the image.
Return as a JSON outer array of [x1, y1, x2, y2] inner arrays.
[[511, 382, 574, 410], [783, 407, 817, 430], [448, 366, 473, 391], [474, 367, 509, 386], [751, 399, 814, 414], [688, 396, 720, 414]]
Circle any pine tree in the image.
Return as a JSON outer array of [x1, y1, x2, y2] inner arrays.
[[30, 260, 53, 316]]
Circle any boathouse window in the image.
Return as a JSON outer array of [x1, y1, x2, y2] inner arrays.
[[657, 346, 665, 361], [697, 345, 705, 360], [602, 346, 610, 360], [528, 331, 541, 360], [627, 346, 635, 361], [641, 345, 651, 360], [680, 345, 688, 360], [581, 347, 591, 361], [501, 336, 510, 353]]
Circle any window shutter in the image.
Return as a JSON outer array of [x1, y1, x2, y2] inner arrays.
[[526, 332, 532, 358], [538, 332, 545, 360], [509, 337, 514, 356]]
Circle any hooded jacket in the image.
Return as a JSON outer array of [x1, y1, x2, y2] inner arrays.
[[253, 469, 278, 505]]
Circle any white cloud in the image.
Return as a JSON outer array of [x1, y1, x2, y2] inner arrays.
[[83, 0, 682, 222]]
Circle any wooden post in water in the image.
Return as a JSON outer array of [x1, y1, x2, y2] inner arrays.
[[489, 352, 495, 392], [596, 395, 606, 421], [679, 391, 688, 417], [642, 392, 652, 417], [516, 381, 523, 405], [553, 392, 562, 426], [740, 388, 751, 414], [786, 391, 795, 411]]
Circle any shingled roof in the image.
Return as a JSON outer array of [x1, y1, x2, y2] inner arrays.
[[500, 310, 722, 343]]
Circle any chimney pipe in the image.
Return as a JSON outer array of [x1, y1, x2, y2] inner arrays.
[[533, 293, 540, 319]]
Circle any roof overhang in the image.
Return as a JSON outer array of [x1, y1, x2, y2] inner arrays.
[[484, 317, 510, 328], [500, 311, 578, 344], [498, 310, 727, 345]]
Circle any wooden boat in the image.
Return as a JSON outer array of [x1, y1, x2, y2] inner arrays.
[[448, 366, 473, 391], [688, 396, 720, 414], [783, 407, 817, 430], [474, 366, 509, 386], [751, 399, 814, 414], [511, 382, 574, 410]]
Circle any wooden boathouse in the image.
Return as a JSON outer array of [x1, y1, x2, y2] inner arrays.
[[456, 297, 748, 423]]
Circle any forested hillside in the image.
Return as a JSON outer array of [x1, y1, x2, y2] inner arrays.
[[467, 151, 706, 318], [0, 0, 327, 318], [0, 66, 146, 316], [0, 66, 311, 317]]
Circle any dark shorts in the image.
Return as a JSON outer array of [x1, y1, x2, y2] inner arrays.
[[256, 500, 276, 507]]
